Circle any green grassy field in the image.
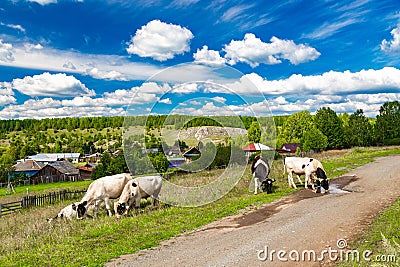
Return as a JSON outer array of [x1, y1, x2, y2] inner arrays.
[[0, 147, 399, 266]]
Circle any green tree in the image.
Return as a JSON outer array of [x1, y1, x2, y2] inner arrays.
[[149, 152, 169, 174], [314, 107, 344, 149], [345, 109, 374, 147], [302, 127, 328, 152], [248, 121, 261, 143], [375, 101, 400, 145], [278, 111, 314, 147]]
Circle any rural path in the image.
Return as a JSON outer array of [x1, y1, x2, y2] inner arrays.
[[106, 155, 400, 267]]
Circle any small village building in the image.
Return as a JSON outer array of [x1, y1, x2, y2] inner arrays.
[[78, 163, 96, 180], [31, 159, 80, 184], [26, 153, 81, 163], [83, 152, 102, 163], [12, 158, 80, 185], [281, 143, 300, 154], [183, 147, 201, 163], [242, 143, 274, 158], [12, 159, 45, 181]]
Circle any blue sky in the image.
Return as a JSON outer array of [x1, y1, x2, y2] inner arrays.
[[0, 0, 400, 119]]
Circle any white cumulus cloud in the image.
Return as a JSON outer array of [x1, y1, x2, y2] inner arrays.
[[0, 40, 14, 62], [126, 20, 194, 61], [85, 67, 127, 81], [193, 45, 226, 65], [235, 67, 400, 96], [11, 72, 95, 97], [27, 0, 57, 5], [381, 25, 400, 52], [223, 33, 320, 67]]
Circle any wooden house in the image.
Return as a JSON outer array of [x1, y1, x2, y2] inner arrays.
[[30, 159, 80, 184], [78, 163, 96, 180], [183, 147, 201, 163]]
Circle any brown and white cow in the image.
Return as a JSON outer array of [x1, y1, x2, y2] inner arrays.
[[114, 175, 162, 218], [75, 173, 132, 219]]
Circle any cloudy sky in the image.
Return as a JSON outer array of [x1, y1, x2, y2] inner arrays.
[[0, 0, 400, 119]]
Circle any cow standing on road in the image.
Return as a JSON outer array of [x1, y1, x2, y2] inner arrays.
[[283, 157, 328, 192]]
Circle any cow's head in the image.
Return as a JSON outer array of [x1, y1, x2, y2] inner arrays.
[[116, 202, 126, 216], [315, 167, 329, 191], [261, 178, 275, 194], [73, 201, 88, 219], [115, 181, 138, 216]]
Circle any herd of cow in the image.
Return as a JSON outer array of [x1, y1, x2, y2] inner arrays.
[[48, 155, 329, 222]]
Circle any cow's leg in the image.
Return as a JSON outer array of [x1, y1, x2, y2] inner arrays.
[[254, 177, 260, 194], [296, 174, 303, 185], [134, 198, 141, 215], [304, 173, 315, 190], [151, 195, 159, 209], [104, 197, 113, 217], [288, 172, 297, 189], [93, 201, 99, 218]]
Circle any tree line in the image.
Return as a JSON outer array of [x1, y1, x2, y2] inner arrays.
[[276, 101, 400, 152]]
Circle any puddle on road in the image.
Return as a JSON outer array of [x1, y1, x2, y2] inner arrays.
[[329, 184, 350, 194]]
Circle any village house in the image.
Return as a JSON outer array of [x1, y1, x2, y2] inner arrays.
[[12, 158, 80, 185]]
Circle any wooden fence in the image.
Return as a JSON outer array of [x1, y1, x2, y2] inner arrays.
[[0, 189, 86, 217]]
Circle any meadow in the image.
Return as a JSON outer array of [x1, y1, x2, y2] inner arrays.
[[0, 147, 399, 266]]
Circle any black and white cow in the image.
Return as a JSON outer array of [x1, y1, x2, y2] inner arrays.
[[114, 175, 162, 218], [283, 157, 328, 192], [251, 155, 274, 194], [75, 173, 132, 219], [47, 202, 79, 222]]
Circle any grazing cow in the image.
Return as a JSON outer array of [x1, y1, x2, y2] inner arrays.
[[75, 173, 132, 219], [47, 202, 79, 222], [115, 175, 162, 218], [251, 155, 272, 194], [283, 157, 327, 191]]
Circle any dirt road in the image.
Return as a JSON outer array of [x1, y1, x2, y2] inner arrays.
[[106, 155, 400, 267]]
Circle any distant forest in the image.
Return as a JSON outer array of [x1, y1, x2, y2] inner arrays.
[[0, 114, 282, 134]]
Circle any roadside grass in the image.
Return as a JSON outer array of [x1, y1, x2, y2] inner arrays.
[[0, 146, 399, 266], [339, 199, 400, 267]]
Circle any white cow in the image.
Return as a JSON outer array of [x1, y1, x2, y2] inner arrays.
[[47, 202, 79, 222], [75, 173, 132, 219], [283, 157, 326, 190], [114, 175, 162, 218]]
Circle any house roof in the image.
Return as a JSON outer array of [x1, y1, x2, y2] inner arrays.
[[281, 143, 300, 152], [243, 143, 274, 152], [28, 153, 80, 162], [183, 147, 201, 157], [48, 160, 79, 175], [14, 159, 45, 172]]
